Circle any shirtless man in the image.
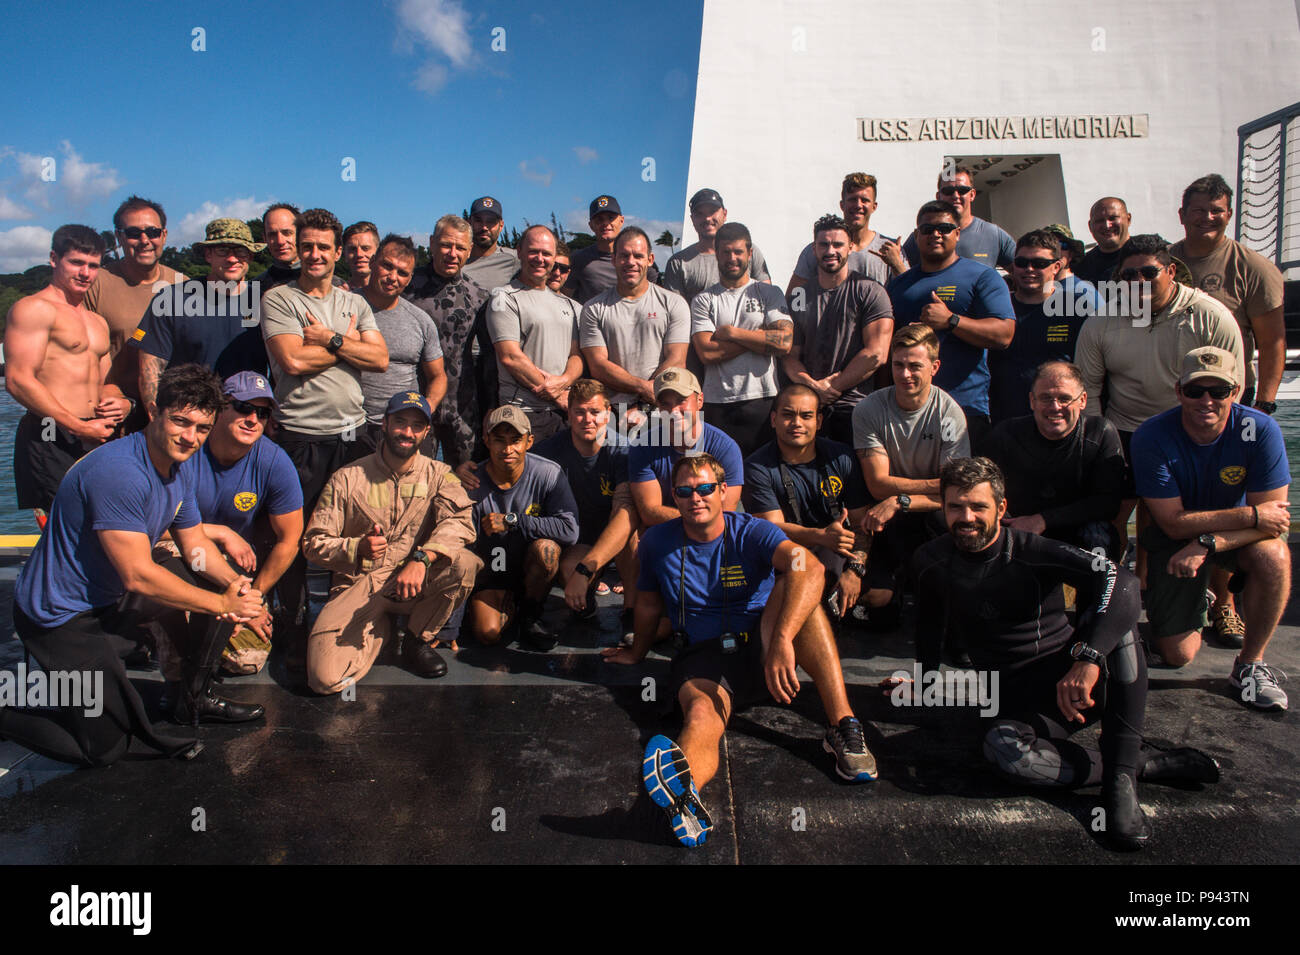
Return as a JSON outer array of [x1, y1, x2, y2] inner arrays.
[[4, 225, 131, 518]]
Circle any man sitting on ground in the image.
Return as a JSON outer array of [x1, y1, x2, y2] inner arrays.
[[604, 453, 877, 848]]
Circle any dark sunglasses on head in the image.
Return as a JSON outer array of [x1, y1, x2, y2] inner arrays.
[[121, 226, 163, 239], [918, 222, 958, 236], [939, 185, 974, 196], [1014, 256, 1057, 270], [673, 482, 719, 499], [551, 263, 571, 275], [1182, 383, 1232, 400], [229, 398, 273, 421], [1119, 265, 1165, 281]]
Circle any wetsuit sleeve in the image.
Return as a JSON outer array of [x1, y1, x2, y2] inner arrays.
[[1039, 419, 1125, 530], [1023, 533, 1136, 657]]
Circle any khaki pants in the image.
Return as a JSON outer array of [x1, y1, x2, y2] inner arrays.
[[307, 550, 481, 695]]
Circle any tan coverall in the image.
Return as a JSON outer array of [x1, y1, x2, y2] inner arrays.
[[303, 452, 480, 694]]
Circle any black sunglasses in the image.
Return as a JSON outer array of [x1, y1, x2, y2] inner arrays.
[[120, 226, 163, 239], [229, 398, 273, 421], [1182, 383, 1232, 400], [551, 263, 571, 275], [939, 185, 974, 196], [673, 483, 719, 499], [1119, 265, 1165, 281], [1014, 256, 1057, 270], [918, 222, 958, 236]]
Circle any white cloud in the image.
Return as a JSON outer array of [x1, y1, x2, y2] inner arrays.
[[0, 194, 32, 220], [12, 141, 122, 209], [0, 225, 53, 273], [395, 0, 474, 95], [519, 158, 553, 188], [174, 197, 276, 246], [573, 146, 599, 165]]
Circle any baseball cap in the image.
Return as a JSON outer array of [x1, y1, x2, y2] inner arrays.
[[484, 405, 532, 435], [689, 188, 725, 211], [385, 391, 433, 420], [653, 368, 702, 399], [223, 371, 277, 407], [589, 195, 622, 217], [1179, 347, 1238, 387], [469, 196, 503, 220]]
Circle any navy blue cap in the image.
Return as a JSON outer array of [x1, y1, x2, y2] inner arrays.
[[689, 188, 724, 211], [223, 371, 277, 408], [469, 196, 503, 220], [385, 391, 433, 421], [589, 195, 622, 217]]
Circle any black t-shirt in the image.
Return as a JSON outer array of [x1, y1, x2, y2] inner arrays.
[[983, 414, 1126, 534], [742, 437, 869, 526], [987, 296, 1086, 423], [132, 281, 269, 379], [1074, 246, 1124, 285], [533, 431, 630, 545]]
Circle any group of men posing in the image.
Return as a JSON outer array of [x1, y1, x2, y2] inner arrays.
[[0, 166, 1290, 852]]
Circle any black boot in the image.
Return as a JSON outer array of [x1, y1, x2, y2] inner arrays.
[[516, 598, 558, 653], [1102, 772, 1151, 850], [400, 629, 448, 678], [1138, 745, 1221, 784], [173, 670, 265, 726]]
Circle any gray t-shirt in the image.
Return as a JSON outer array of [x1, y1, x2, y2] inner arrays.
[[902, 216, 1015, 271], [361, 296, 444, 424], [789, 274, 893, 412], [579, 284, 691, 407], [851, 385, 970, 479], [486, 280, 581, 412], [663, 243, 772, 303], [794, 233, 896, 287], [261, 284, 380, 436], [461, 246, 519, 292], [690, 279, 791, 404]]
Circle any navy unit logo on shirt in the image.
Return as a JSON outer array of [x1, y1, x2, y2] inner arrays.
[[525, 502, 542, 516], [234, 492, 258, 512], [819, 475, 844, 498], [1219, 466, 1246, 486], [721, 564, 747, 589], [600, 475, 614, 497], [934, 286, 957, 303]]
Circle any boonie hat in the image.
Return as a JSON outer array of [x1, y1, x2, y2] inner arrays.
[[196, 218, 266, 254]]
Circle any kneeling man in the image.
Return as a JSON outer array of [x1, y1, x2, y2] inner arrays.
[[304, 393, 480, 693], [604, 452, 877, 848]]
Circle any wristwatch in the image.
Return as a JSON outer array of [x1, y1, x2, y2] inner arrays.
[[1196, 533, 1216, 555], [504, 512, 519, 528], [574, 562, 594, 579], [947, 313, 960, 331], [410, 549, 432, 567], [1254, 400, 1277, 415], [1070, 641, 1105, 667], [326, 332, 344, 353], [847, 560, 868, 580], [896, 494, 911, 513]]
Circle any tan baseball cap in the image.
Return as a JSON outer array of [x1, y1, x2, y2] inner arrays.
[[653, 367, 701, 399], [1179, 347, 1238, 387], [483, 405, 532, 435]]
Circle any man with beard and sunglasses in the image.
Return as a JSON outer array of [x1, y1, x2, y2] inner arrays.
[[303, 393, 479, 692], [1130, 348, 1291, 711], [907, 457, 1221, 851]]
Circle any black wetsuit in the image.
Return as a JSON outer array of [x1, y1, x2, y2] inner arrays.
[[910, 527, 1146, 788], [983, 414, 1127, 559]]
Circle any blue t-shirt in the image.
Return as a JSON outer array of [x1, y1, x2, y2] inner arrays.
[[1131, 405, 1290, 510], [902, 216, 1015, 271], [742, 437, 869, 524], [887, 259, 1015, 415], [628, 422, 745, 505], [194, 437, 304, 540], [15, 431, 203, 628], [636, 512, 788, 644]]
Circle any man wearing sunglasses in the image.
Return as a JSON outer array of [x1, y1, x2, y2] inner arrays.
[[132, 218, 271, 409], [604, 452, 877, 847], [887, 201, 1015, 449], [184, 372, 303, 677], [1130, 348, 1291, 711], [901, 167, 1015, 271], [547, 241, 572, 293], [85, 195, 184, 432], [988, 230, 1085, 423]]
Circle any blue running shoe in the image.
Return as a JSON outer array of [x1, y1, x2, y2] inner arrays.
[[642, 734, 713, 847]]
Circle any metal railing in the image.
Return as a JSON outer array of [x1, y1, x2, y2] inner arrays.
[[1237, 102, 1300, 270]]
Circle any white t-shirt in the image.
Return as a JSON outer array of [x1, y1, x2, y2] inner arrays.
[[690, 279, 791, 403]]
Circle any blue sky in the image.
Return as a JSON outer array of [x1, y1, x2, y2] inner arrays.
[[0, 0, 704, 272]]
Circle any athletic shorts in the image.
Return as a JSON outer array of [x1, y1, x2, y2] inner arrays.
[[14, 411, 89, 511], [1139, 525, 1239, 640], [668, 634, 770, 711]]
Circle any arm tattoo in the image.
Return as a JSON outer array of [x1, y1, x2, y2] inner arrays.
[[764, 327, 792, 355], [140, 354, 166, 408]]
